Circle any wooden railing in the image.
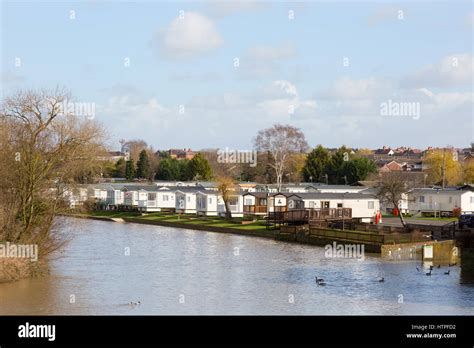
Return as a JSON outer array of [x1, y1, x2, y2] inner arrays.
[[308, 208, 352, 220], [243, 205, 267, 213], [267, 208, 353, 223]]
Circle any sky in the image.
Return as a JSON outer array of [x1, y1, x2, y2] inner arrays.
[[1, 0, 473, 151]]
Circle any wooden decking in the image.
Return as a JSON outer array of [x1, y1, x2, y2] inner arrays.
[[268, 208, 352, 225], [243, 205, 267, 214]]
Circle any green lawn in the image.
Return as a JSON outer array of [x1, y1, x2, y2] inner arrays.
[[80, 210, 272, 232], [406, 216, 458, 222], [90, 211, 142, 218]]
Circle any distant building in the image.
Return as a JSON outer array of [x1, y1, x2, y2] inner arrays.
[[374, 146, 394, 156], [168, 148, 195, 160], [97, 151, 128, 162]]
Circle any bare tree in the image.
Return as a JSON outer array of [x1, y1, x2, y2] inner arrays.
[[123, 139, 148, 162], [376, 172, 417, 229], [254, 124, 308, 191], [0, 89, 104, 260]]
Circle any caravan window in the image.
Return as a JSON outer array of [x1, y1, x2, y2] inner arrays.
[[148, 193, 156, 201], [368, 201, 374, 209]]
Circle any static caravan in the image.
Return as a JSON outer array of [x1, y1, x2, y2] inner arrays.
[[130, 185, 177, 212], [175, 187, 201, 214], [154, 186, 176, 211], [122, 185, 159, 210], [307, 185, 369, 194], [196, 191, 219, 216], [217, 193, 245, 218], [243, 192, 269, 215], [268, 193, 295, 212], [407, 187, 474, 216], [87, 184, 109, 203], [288, 192, 380, 223], [105, 184, 125, 207], [122, 186, 142, 208], [64, 185, 89, 208], [237, 182, 258, 193]]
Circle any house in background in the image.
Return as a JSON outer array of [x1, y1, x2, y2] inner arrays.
[[169, 148, 195, 160], [374, 147, 395, 157], [378, 160, 403, 173], [97, 151, 129, 162]]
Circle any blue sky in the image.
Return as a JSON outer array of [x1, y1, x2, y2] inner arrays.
[[1, 0, 473, 150]]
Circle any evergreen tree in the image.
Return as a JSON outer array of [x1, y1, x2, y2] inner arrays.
[[125, 159, 135, 181], [327, 146, 350, 184], [136, 149, 151, 179], [302, 145, 331, 183], [114, 158, 127, 178], [189, 153, 212, 180], [156, 158, 180, 180], [342, 157, 377, 184]]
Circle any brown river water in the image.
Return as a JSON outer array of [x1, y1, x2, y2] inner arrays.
[[0, 218, 473, 315]]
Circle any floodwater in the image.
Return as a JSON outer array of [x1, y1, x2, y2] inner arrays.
[[1, 218, 473, 315]]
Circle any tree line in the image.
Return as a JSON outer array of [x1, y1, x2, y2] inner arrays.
[[110, 150, 212, 181]]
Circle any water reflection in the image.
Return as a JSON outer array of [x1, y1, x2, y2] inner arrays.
[[0, 218, 473, 315]]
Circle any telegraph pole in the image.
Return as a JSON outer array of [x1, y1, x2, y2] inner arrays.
[[441, 148, 446, 189]]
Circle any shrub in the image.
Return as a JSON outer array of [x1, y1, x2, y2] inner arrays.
[[452, 207, 461, 218]]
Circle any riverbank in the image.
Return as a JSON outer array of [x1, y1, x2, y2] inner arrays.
[[0, 258, 48, 283], [65, 211, 280, 239]]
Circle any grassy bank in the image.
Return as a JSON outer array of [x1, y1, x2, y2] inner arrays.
[[74, 211, 273, 233]]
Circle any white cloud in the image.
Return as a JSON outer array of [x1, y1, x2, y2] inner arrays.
[[401, 53, 474, 88], [258, 80, 316, 118], [155, 12, 223, 58], [236, 42, 296, 78], [97, 75, 472, 150], [319, 77, 393, 100]]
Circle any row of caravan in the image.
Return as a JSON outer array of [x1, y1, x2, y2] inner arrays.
[[66, 183, 381, 222]]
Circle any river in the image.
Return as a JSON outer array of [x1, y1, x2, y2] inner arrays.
[[1, 218, 473, 315]]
